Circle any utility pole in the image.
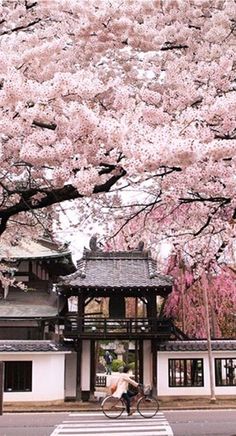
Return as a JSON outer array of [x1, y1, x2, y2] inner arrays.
[[201, 271, 216, 403]]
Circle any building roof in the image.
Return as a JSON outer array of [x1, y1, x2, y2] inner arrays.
[[0, 237, 76, 275], [0, 237, 72, 260], [0, 340, 71, 353], [0, 290, 59, 318], [59, 248, 173, 296], [157, 340, 236, 352]]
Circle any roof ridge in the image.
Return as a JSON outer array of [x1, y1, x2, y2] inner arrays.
[[147, 257, 157, 279], [83, 250, 151, 259], [77, 257, 87, 278]]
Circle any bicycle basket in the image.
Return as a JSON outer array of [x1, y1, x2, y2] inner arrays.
[[143, 385, 151, 395]]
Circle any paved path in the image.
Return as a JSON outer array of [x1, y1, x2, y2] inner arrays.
[[50, 411, 174, 436]]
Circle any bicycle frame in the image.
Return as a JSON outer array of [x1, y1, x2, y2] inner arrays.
[[129, 389, 143, 407], [102, 383, 159, 419]]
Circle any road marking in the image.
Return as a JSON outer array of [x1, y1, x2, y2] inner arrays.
[[50, 411, 174, 436]]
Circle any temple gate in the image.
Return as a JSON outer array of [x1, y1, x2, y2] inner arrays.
[[58, 240, 185, 400]]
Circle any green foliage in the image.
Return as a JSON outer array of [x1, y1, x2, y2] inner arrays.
[[128, 362, 135, 371], [111, 359, 124, 372]]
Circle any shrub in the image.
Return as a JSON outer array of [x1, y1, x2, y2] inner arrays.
[[111, 359, 124, 372], [128, 362, 135, 371]]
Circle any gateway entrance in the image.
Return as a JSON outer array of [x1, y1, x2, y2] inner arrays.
[[95, 339, 141, 397], [59, 240, 185, 401]]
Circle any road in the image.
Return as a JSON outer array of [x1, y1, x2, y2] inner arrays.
[[0, 412, 62, 436], [165, 410, 236, 436], [0, 410, 236, 436]]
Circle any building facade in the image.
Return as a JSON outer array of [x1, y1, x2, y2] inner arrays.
[[0, 237, 75, 402], [0, 238, 235, 403]]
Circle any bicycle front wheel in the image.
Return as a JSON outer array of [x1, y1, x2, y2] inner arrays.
[[102, 395, 125, 419], [137, 396, 159, 418]]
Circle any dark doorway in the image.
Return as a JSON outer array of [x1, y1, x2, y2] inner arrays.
[[109, 296, 126, 318]]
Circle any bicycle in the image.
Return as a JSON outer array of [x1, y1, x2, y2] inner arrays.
[[101, 385, 159, 419]]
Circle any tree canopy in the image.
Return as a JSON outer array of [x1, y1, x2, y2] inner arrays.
[[164, 251, 236, 338], [0, 0, 235, 265]]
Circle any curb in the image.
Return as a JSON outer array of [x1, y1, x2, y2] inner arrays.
[[3, 404, 236, 413]]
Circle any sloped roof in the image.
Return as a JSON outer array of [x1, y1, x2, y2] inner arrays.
[[0, 237, 73, 261], [0, 290, 59, 318], [60, 249, 173, 294], [0, 340, 72, 352], [158, 340, 236, 351], [0, 237, 76, 275]]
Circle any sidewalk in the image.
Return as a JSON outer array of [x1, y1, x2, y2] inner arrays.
[[3, 397, 236, 413]]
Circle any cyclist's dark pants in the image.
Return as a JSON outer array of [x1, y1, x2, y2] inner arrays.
[[122, 390, 136, 414]]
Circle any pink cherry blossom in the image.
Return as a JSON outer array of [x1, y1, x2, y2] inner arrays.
[[0, 0, 235, 273]]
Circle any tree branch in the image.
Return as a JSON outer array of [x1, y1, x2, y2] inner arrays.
[[0, 18, 41, 36], [179, 195, 231, 205], [161, 43, 188, 51], [0, 167, 126, 236], [25, 1, 38, 10], [32, 120, 57, 130]]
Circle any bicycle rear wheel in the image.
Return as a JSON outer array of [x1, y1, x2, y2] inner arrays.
[[137, 396, 159, 418], [102, 395, 125, 418]]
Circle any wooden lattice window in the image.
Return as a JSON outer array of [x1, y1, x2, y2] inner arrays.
[[215, 358, 236, 386], [169, 358, 204, 387], [4, 361, 32, 392]]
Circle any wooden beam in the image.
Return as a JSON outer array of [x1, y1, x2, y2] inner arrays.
[[77, 295, 85, 333], [147, 295, 157, 318], [76, 340, 82, 401], [0, 362, 4, 415], [138, 339, 143, 384], [90, 340, 96, 400], [135, 339, 138, 381], [85, 297, 94, 307], [151, 340, 157, 397]]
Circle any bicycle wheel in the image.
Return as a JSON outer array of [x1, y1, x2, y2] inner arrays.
[[102, 395, 125, 418], [137, 396, 159, 418]]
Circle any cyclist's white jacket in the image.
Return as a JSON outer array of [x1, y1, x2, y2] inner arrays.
[[112, 373, 139, 398]]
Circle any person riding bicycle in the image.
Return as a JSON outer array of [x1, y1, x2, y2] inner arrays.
[[111, 365, 140, 416]]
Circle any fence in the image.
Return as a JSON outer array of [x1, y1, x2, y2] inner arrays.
[[95, 375, 107, 388]]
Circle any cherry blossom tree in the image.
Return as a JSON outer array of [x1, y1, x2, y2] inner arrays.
[[163, 251, 236, 338], [0, 0, 235, 266]]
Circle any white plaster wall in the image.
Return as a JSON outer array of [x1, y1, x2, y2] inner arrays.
[[65, 352, 77, 398], [81, 340, 91, 391], [1, 352, 68, 402], [143, 340, 152, 387], [157, 350, 236, 397]]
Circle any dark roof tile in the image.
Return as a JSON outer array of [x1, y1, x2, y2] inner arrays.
[[158, 340, 236, 352], [0, 340, 71, 352], [60, 249, 173, 292], [0, 290, 58, 318]]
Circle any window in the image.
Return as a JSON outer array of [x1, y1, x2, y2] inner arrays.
[[4, 361, 32, 392], [215, 358, 236, 386], [169, 358, 203, 387]]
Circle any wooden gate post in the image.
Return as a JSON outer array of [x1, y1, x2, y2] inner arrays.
[[138, 339, 143, 384], [151, 340, 157, 397], [90, 339, 96, 400], [0, 361, 4, 415], [76, 340, 82, 401]]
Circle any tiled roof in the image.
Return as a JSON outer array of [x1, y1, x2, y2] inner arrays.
[[158, 340, 236, 352], [0, 290, 58, 318], [0, 340, 72, 353], [60, 249, 173, 293], [0, 237, 73, 261]]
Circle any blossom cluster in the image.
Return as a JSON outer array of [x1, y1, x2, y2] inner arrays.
[[0, 0, 235, 266]]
